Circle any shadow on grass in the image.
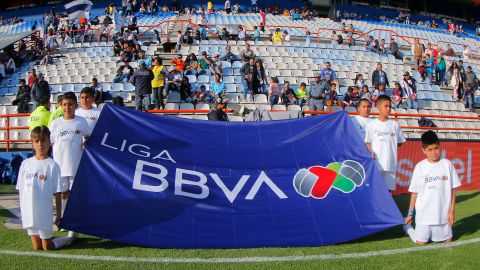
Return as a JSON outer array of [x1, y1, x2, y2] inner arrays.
[[0, 208, 13, 219], [456, 191, 480, 204], [63, 237, 134, 251], [0, 184, 17, 195], [453, 213, 480, 240]]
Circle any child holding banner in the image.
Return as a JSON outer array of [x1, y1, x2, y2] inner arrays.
[[16, 126, 73, 250], [365, 95, 406, 192], [403, 131, 461, 244], [49, 92, 90, 239]]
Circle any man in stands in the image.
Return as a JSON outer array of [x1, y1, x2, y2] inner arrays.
[[165, 69, 183, 95], [13, 79, 31, 113], [137, 50, 152, 68], [210, 54, 223, 77], [241, 43, 255, 62], [171, 54, 186, 73], [411, 39, 423, 70], [457, 60, 467, 100], [220, 45, 240, 63], [365, 36, 379, 53], [445, 44, 455, 57], [465, 66, 478, 92], [307, 75, 327, 111], [130, 60, 154, 111], [113, 60, 134, 83], [388, 38, 401, 60], [197, 51, 214, 75], [209, 73, 227, 100], [31, 73, 50, 109], [371, 63, 390, 89], [28, 68, 38, 88], [319, 62, 337, 83]]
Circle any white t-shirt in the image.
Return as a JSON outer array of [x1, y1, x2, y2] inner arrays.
[[50, 116, 90, 177], [351, 115, 373, 142], [365, 119, 406, 171], [16, 157, 64, 231], [408, 159, 461, 225], [76, 107, 101, 134], [463, 48, 470, 59]]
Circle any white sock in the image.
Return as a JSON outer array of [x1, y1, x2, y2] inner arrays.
[[53, 237, 73, 249], [403, 224, 416, 243], [68, 231, 78, 238], [61, 199, 68, 217]]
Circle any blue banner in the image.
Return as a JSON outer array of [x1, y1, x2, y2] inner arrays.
[[61, 104, 404, 248]]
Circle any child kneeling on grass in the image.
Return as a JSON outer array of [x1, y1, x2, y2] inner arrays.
[[403, 130, 461, 245], [16, 126, 73, 250]]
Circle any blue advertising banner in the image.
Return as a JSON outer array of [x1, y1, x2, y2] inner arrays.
[[61, 104, 404, 248]]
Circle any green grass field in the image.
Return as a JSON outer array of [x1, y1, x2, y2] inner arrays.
[[1, 184, 479, 270]]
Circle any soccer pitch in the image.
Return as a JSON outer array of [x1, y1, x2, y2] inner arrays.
[[1, 185, 479, 270]]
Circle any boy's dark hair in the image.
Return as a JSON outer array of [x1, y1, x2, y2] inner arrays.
[[56, 94, 64, 104], [92, 77, 98, 83], [62, 91, 78, 103], [421, 130, 440, 148], [30, 125, 51, 140], [80, 87, 95, 97], [376, 95, 391, 105], [358, 98, 371, 107], [38, 97, 50, 107]]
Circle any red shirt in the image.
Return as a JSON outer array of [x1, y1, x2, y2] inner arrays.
[[28, 75, 37, 88], [171, 59, 186, 71], [260, 11, 266, 25]]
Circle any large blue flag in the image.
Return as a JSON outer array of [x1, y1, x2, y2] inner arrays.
[[61, 104, 404, 248]]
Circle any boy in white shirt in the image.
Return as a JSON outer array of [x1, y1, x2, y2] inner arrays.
[[49, 92, 90, 238], [404, 131, 461, 244], [75, 87, 101, 134], [365, 95, 406, 192], [16, 126, 73, 250], [351, 98, 372, 141]]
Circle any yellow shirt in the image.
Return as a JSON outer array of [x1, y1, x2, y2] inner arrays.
[[151, 65, 165, 88], [29, 106, 51, 131], [207, 1, 213, 10], [273, 32, 282, 43]]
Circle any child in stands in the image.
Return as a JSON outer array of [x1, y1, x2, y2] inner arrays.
[[16, 126, 73, 250], [403, 131, 461, 245], [326, 82, 339, 107], [49, 92, 90, 239], [365, 95, 406, 192]]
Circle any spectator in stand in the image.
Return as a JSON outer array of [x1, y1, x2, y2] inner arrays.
[[319, 62, 337, 83], [220, 45, 240, 63], [260, 8, 266, 24], [411, 39, 424, 70], [463, 45, 471, 60], [282, 31, 291, 42], [28, 69, 38, 88], [371, 63, 389, 89], [436, 54, 447, 87], [198, 51, 214, 75], [165, 69, 183, 94], [113, 60, 134, 83], [240, 58, 255, 100], [305, 30, 312, 46], [31, 73, 50, 109], [401, 72, 417, 109], [457, 60, 467, 100], [233, 2, 240, 13], [225, 0, 231, 14], [175, 31, 183, 52], [354, 74, 366, 88], [253, 26, 261, 42], [209, 54, 223, 77], [360, 85, 371, 100], [13, 79, 31, 113], [425, 43, 433, 57], [241, 43, 255, 62], [463, 83, 475, 111], [253, 59, 267, 94], [388, 38, 401, 59], [268, 76, 282, 106], [308, 75, 327, 111], [185, 53, 199, 76], [91, 78, 109, 105], [391, 83, 403, 109], [171, 54, 186, 73], [425, 54, 434, 85], [207, 0, 213, 11], [193, 85, 214, 103], [220, 28, 230, 40], [130, 60, 154, 111], [209, 73, 226, 98], [137, 50, 152, 68], [272, 28, 282, 43], [295, 82, 308, 107], [282, 81, 296, 105], [238, 26, 246, 41], [465, 66, 478, 92], [5, 55, 16, 74], [179, 77, 192, 102], [326, 83, 339, 107], [345, 35, 355, 47], [365, 36, 378, 53], [151, 57, 167, 109]]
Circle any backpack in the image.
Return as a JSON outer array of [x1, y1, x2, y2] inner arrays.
[[207, 107, 229, 121], [418, 117, 436, 127]]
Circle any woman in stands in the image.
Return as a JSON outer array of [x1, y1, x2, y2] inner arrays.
[[272, 28, 282, 43], [449, 63, 461, 101], [253, 59, 267, 95], [185, 53, 199, 76]]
